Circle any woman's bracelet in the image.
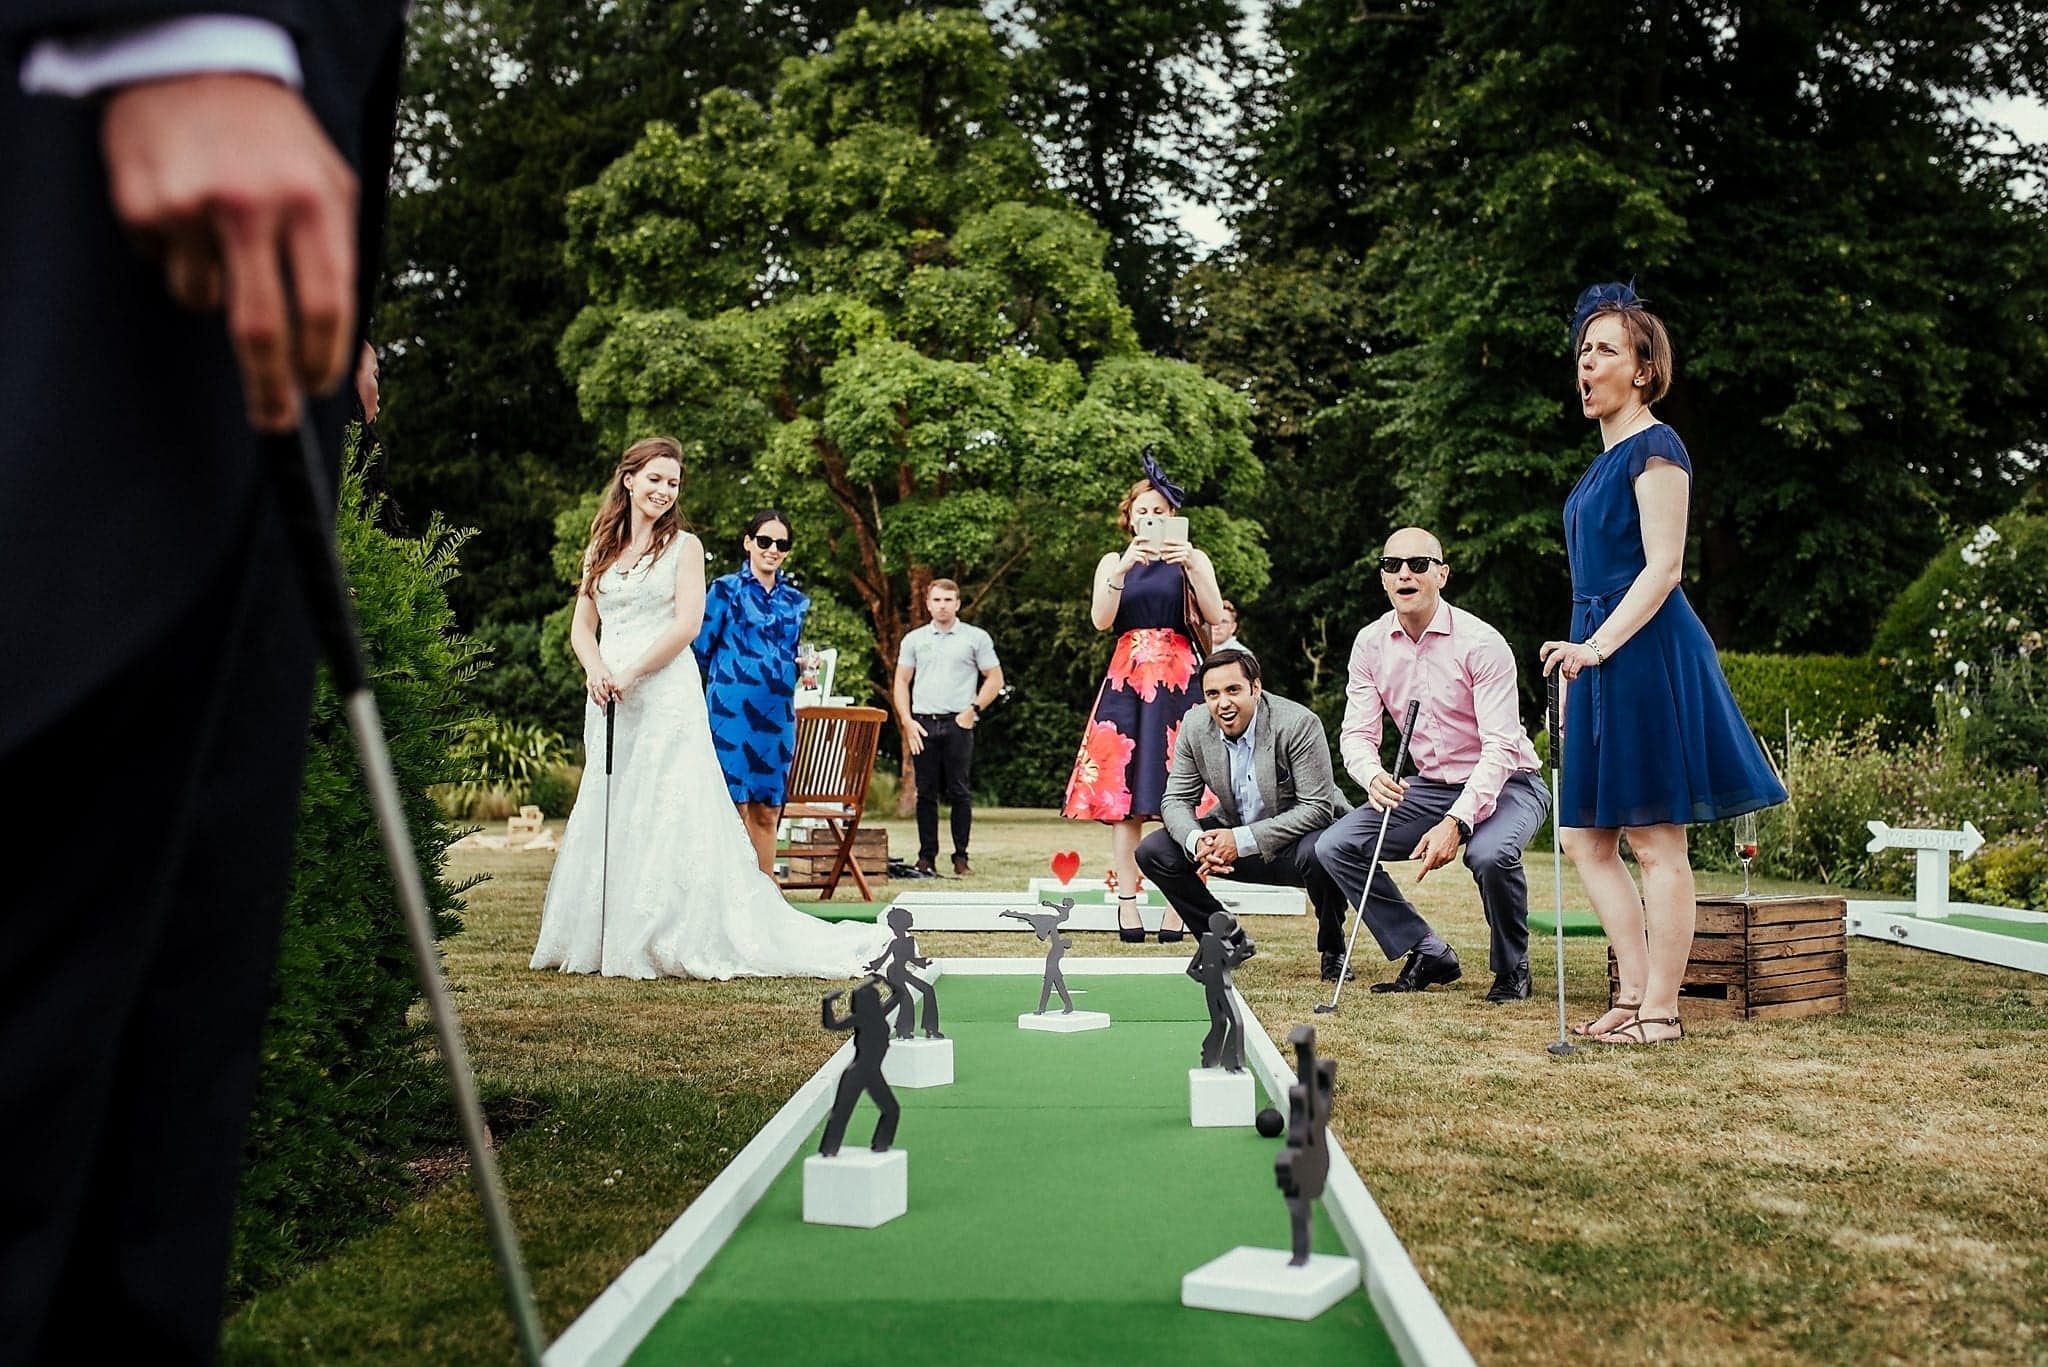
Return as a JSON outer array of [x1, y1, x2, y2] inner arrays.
[[1106, 579, 1124, 593], [1586, 637, 1606, 664]]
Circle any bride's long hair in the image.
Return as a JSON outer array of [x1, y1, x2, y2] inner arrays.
[[580, 436, 686, 599]]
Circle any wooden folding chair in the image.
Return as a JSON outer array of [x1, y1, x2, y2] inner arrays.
[[778, 705, 887, 901]]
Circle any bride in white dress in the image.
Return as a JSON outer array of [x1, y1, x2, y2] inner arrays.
[[531, 436, 887, 979]]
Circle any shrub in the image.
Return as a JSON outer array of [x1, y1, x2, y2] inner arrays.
[[1952, 824, 2048, 912], [468, 616, 584, 737], [1717, 652, 1897, 743], [437, 715, 573, 818], [229, 444, 480, 1297], [1871, 511, 2048, 743], [972, 698, 1084, 807], [528, 763, 581, 820], [1695, 723, 2044, 895]]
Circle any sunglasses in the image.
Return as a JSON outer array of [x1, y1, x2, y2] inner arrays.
[[1378, 555, 1444, 575], [750, 534, 793, 552]]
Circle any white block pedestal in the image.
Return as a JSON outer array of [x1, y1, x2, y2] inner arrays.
[[1181, 1245, 1361, 1320], [802, 1149, 907, 1228], [881, 1037, 954, 1089], [1188, 1067, 1256, 1127], [1017, 1010, 1111, 1033]]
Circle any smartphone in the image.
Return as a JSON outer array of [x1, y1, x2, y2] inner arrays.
[[1135, 514, 1189, 550]]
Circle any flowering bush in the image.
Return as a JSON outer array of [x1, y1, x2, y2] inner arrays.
[[1871, 512, 2048, 751], [1696, 722, 2044, 896]]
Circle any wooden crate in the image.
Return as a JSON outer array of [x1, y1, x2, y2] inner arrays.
[[1608, 894, 1846, 1022], [782, 823, 889, 882]]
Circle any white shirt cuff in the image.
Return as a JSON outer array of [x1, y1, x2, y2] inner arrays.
[[21, 16, 302, 99], [1232, 824, 1257, 857], [1185, 828, 1204, 858]]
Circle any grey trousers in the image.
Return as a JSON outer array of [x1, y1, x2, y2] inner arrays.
[[1313, 772, 1551, 972]]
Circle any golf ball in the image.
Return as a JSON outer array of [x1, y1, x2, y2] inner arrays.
[[1255, 1107, 1283, 1138]]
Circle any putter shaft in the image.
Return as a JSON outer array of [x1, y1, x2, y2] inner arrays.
[[279, 413, 546, 1363], [1318, 698, 1422, 1012]]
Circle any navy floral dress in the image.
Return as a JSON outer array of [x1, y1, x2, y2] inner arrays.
[[694, 567, 811, 806]]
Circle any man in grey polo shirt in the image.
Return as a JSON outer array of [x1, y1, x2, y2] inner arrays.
[[893, 579, 1004, 875]]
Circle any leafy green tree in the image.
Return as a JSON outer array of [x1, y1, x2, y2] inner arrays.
[[1201, 0, 2048, 678], [560, 9, 1267, 761], [1004, 0, 1247, 348], [378, 0, 912, 730]]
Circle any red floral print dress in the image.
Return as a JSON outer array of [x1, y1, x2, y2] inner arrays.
[[1062, 560, 1202, 821]]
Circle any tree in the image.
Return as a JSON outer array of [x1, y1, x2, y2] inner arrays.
[[1199, 0, 2048, 679], [1003, 0, 1247, 349], [559, 8, 1268, 783], [377, 0, 912, 729]]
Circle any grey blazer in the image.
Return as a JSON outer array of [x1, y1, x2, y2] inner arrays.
[[1161, 693, 1352, 861]]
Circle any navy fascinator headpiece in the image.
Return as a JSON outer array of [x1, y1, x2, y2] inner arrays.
[[1139, 447, 1186, 510], [1570, 279, 1640, 346]]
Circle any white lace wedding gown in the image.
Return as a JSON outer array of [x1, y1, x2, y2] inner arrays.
[[530, 546, 887, 979]]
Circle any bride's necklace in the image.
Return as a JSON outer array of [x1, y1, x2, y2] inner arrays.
[[615, 536, 654, 574]]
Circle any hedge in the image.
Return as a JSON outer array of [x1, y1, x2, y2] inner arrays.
[[229, 442, 480, 1296]]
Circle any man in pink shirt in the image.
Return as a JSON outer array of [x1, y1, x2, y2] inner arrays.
[[1315, 528, 1551, 1001]]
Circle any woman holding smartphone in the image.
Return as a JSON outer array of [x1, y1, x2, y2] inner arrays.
[[1061, 454, 1228, 942]]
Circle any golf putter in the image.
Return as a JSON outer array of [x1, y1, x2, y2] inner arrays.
[[1546, 669, 1575, 1057], [272, 409, 546, 1364], [1316, 697, 1422, 1015], [600, 696, 615, 962]]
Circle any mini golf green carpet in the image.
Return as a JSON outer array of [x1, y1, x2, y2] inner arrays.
[[1526, 908, 1601, 936], [626, 975, 1401, 1365]]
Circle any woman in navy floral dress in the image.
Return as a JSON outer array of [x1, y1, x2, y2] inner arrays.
[[1062, 465, 1227, 942], [696, 509, 811, 875]]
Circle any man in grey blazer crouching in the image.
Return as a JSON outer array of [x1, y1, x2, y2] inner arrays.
[[1135, 650, 1357, 981]]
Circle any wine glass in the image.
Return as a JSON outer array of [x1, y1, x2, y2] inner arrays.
[[1733, 812, 1758, 897]]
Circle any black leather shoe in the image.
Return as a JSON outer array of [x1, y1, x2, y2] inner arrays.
[[1320, 953, 1356, 983], [1484, 961, 1532, 1003], [914, 857, 936, 876], [1369, 945, 1462, 993]]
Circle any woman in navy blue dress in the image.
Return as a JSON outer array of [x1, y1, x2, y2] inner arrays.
[[1062, 459, 1227, 941], [696, 509, 811, 875], [1540, 284, 1786, 1045]]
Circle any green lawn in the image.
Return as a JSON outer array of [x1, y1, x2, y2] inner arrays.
[[221, 809, 2048, 1365]]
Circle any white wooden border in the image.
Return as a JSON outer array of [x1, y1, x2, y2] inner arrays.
[[544, 957, 1470, 1366], [1846, 899, 2048, 976]]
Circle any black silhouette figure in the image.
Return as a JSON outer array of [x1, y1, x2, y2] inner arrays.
[[1274, 1025, 1336, 1266], [1186, 910, 1256, 1072], [818, 977, 906, 1157], [1002, 898, 1076, 1013], [865, 905, 943, 1040]]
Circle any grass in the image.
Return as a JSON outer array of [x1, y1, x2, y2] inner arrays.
[[220, 809, 2048, 1365]]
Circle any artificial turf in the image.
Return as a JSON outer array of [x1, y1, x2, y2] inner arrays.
[[1898, 911, 2048, 944], [626, 975, 1402, 1365]]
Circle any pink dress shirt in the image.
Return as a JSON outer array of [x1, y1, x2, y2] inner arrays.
[[1340, 601, 1540, 829]]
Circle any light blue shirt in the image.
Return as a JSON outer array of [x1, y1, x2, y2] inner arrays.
[[1186, 707, 1263, 860]]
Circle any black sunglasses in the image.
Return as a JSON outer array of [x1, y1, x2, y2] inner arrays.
[[1378, 555, 1444, 575], [750, 534, 793, 552]]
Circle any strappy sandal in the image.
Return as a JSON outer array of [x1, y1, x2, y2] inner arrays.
[[1570, 1000, 1639, 1038], [1597, 1014, 1684, 1046]]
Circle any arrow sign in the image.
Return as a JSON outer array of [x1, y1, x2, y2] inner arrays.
[[1865, 820, 1985, 860]]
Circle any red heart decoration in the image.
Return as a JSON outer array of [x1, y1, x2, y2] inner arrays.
[[1050, 850, 1081, 885]]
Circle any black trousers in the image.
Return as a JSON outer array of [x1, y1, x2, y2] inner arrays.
[[911, 713, 974, 862], [0, 514, 316, 1361], [1135, 816, 1350, 954]]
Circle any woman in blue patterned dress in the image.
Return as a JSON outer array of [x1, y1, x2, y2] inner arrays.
[[1540, 283, 1786, 1046], [696, 509, 811, 874]]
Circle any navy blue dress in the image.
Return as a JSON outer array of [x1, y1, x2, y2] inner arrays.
[[694, 567, 811, 806], [1560, 424, 1786, 828], [1062, 560, 1202, 821]]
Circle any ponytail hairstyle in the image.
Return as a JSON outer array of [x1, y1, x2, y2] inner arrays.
[[580, 435, 686, 599]]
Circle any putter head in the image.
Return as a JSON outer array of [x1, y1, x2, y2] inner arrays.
[[1312, 1003, 1338, 1015], [1546, 1039, 1577, 1056]]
